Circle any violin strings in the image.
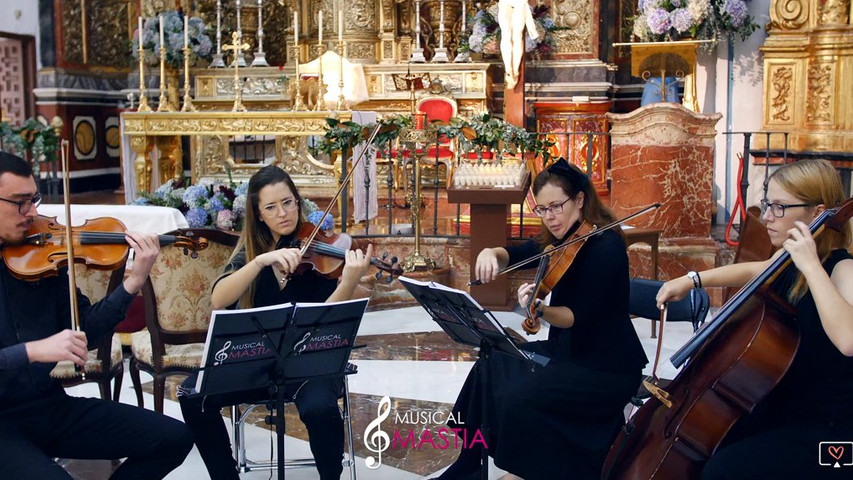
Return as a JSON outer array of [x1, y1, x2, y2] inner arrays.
[[304, 239, 389, 268]]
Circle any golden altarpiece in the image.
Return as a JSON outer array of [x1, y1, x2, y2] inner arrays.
[[120, 0, 613, 196]]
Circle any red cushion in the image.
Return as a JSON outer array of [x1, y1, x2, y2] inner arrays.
[[464, 151, 495, 160], [425, 146, 454, 158], [115, 295, 146, 333], [419, 98, 454, 123]]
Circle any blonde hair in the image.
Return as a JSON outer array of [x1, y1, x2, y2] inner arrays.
[[768, 159, 851, 303]]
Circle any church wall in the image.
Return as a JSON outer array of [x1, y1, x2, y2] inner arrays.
[[0, 1, 41, 67]]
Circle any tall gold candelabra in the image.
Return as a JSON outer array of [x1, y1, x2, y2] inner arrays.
[[291, 45, 303, 111], [136, 45, 152, 112], [181, 46, 196, 112], [336, 41, 346, 110], [315, 45, 328, 111], [156, 46, 172, 112], [398, 127, 437, 272]]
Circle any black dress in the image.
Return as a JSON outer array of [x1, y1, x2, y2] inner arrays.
[[179, 235, 344, 480], [703, 249, 853, 480], [450, 227, 647, 480]]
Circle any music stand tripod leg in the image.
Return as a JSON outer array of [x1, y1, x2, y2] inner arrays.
[[478, 341, 492, 480]]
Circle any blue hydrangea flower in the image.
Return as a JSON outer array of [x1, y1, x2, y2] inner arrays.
[[307, 211, 334, 231], [232, 195, 246, 216], [235, 182, 249, 196], [185, 207, 209, 228], [182, 185, 208, 209], [131, 197, 151, 206], [209, 192, 227, 213]]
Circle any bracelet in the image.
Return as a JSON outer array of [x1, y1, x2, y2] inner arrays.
[[686, 271, 702, 289]]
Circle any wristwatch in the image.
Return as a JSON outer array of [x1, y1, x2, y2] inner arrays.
[[686, 271, 702, 289]]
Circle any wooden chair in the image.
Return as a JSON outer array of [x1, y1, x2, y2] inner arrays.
[[50, 265, 126, 401], [724, 206, 774, 302], [129, 229, 238, 412]]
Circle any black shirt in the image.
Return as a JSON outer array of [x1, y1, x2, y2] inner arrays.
[[0, 262, 135, 409], [506, 228, 648, 374]]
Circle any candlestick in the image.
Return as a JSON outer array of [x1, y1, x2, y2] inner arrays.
[[336, 41, 346, 110], [181, 44, 196, 112], [136, 17, 152, 112], [211, 0, 225, 67], [157, 15, 171, 111], [251, 0, 269, 66], [232, 0, 247, 67], [318, 10, 323, 44], [338, 11, 343, 42]]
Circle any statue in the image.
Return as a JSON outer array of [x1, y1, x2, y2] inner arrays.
[[498, 0, 539, 89]]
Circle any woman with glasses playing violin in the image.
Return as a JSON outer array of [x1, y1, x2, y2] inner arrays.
[[656, 159, 853, 480], [179, 165, 372, 480], [435, 158, 647, 480]]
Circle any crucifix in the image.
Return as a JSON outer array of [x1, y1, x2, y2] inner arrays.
[[223, 31, 251, 112]]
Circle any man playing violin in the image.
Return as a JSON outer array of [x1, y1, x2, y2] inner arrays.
[[0, 152, 193, 479], [436, 158, 647, 480], [179, 164, 373, 480], [657, 159, 853, 479]]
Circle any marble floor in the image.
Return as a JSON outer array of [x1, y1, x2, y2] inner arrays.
[[63, 305, 699, 480]]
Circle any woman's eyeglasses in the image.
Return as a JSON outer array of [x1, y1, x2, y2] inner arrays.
[[532, 198, 572, 218], [760, 199, 812, 218], [261, 198, 299, 216]]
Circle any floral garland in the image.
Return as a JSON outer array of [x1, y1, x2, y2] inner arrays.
[[633, 0, 758, 43], [131, 11, 213, 69], [465, 4, 558, 56]]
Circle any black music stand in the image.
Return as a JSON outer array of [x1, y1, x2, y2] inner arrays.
[[196, 298, 368, 480], [398, 277, 548, 480]]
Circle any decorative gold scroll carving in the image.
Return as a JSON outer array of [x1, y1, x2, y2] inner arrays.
[[553, 0, 594, 55], [770, 66, 793, 122], [769, 0, 808, 30], [818, 0, 850, 25], [806, 58, 833, 124], [347, 42, 377, 60]]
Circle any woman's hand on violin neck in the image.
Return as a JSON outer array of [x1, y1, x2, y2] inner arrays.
[[341, 244, 373, 286], [257, 247, 303, 274], [655, 277, 692, 310], [26, 329, 88, 367], [123, 231, 161, 295], [517, 282, 536, 307], [475, 248, 501, 284]]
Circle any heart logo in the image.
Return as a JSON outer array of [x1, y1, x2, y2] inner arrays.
[[829, 445, 844, 461]]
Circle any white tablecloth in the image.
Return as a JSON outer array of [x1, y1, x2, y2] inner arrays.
[[38, 204, 189, 234]]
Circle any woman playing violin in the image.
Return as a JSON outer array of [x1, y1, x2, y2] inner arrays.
[[436, 158, 647, 480], [656, 159, 853, 480], [179, 164, 372, 480]]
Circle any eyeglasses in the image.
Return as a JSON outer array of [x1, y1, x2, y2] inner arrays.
[[0, 192, 42, 215], [760, 198, 812, 218], [532, 198, 572, 218], [260, 198, 299, 217]]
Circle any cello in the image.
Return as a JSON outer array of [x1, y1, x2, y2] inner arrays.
[[602, 197, 853, 479]]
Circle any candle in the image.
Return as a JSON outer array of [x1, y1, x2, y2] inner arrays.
[[379, 4, 384, 30], [338, 11, 343, 42], [159, 14, 164, 49], [318, 10, 323, 44], [293, 11, 298, 44], [138, 17, 143, 48], [184, 15, 189, 48]]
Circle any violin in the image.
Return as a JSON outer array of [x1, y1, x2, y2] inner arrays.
[[3, 215, 208, 281], [521, 220, 596, 335], [288, 223, 403, 281]]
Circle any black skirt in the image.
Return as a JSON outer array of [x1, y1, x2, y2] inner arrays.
[[450, 340, 641, 480]]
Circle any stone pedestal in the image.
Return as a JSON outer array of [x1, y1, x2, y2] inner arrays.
[[608, 103, 722, 283]]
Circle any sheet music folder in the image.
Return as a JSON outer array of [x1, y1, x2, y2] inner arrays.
[[398, 276, 548, 367], [195, 298, 368, 397]]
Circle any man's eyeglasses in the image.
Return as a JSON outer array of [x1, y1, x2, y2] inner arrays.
[[261, 198, 299, 217], [760, 198, 812, 218], [532, 198, 572, 218], [0, 193, 42, 215]]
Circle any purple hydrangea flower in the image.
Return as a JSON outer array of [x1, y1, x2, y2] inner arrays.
[[646, 8, 672, 35], [670, 8, 694, 33], [216, 210, 235, 230], [723, 0, 749, 27], [232, 195, 246, 216], [185, 207, 209, 228]]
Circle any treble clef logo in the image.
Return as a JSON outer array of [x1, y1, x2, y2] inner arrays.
[[213, 341, 232, 365], [363, 395, 391, 469], [293, 331, 312, 354]]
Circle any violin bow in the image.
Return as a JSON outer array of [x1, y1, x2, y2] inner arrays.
[[469, 203, 661, 285], [60, 139, 85, 379], [298, 123, 383, 257]]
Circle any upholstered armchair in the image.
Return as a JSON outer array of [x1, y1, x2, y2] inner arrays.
[[415, 94, 458, 185], [129, 229, 238, 413], [50, 265, 126, 401]]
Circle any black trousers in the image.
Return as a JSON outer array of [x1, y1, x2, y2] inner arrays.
[[179, 374, 344, 480], [0, 389, 193, 480]]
